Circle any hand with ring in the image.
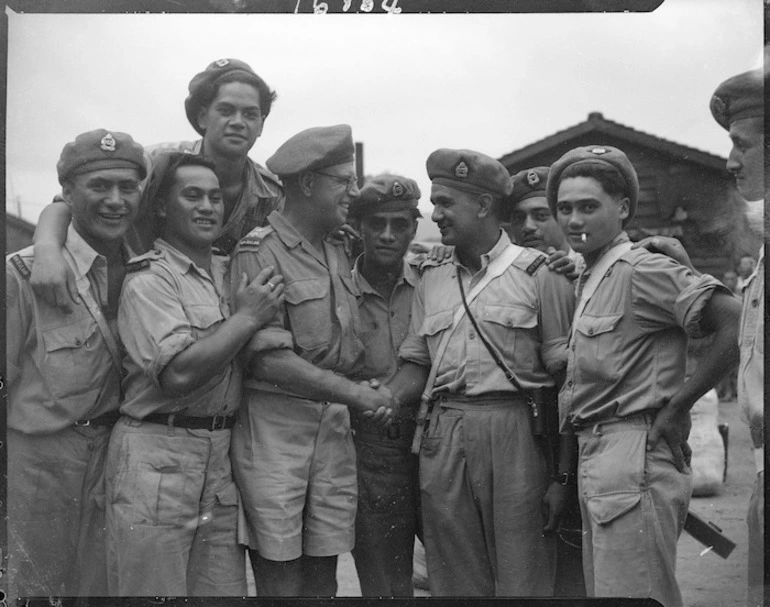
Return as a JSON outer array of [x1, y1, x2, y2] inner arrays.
[[233, 266, 285, 330]]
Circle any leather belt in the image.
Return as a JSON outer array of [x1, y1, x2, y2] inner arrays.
[[74, 410, 121, 428], [573, 411, 655, 436], [141, 412, 236, 431]]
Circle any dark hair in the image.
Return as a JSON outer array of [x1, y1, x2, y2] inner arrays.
[[198, 71, 277, 119], [142, 152, 219, 238], [559, 163, 629, 200]]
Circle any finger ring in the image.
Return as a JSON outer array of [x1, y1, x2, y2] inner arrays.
[[267, 282, 275, 290]]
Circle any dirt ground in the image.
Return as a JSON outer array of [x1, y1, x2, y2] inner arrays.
[[246, 397, 757, 604]]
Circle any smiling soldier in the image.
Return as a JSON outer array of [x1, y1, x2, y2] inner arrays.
[[103, 152, 284, 596], [229, 125, 396, 597], [6, 129, 145, 599]]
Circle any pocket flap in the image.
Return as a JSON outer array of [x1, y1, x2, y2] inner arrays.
[[42, 317, 98, 352], [419, 309, 453, 337], [185, 304, 223, 330], [285, 279, 328, 305], [576, 314, 623, 338], [215, 482, 240, 507], [585, 491, 641, 525], [482, 304, 537, 329]]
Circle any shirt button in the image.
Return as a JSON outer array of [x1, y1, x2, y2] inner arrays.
[[568, 381, 573, 387], [391, 311, 395, 317], [588, 328, 594, 335], [752, 299, 759, 308], [75, 338, 82, 346], [469, 332, 476, 340]]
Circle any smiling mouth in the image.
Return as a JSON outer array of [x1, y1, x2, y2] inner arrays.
[[99, 213, 127, 222], [193, 218, 218, 226]]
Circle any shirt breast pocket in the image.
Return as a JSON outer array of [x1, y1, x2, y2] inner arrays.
[[575, 313, 623, 383], [185, 304, 224, 340], [479, 304, 538, 368], [418, 309, 453, 341], [285, 278, 330, 351], [42, 317, 101, 398]]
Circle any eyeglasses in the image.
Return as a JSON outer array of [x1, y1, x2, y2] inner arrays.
[[314, 170, 359, 193]]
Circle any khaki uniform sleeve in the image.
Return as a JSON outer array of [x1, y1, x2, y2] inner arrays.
[[5, 262, 30, 388], [537, 269, 576, 376], [397, 274, 431, 367]]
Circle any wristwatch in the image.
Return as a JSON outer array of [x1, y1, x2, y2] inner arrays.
[[553, 471, 577, 487]]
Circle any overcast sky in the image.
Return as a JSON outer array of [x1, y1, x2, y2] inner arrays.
[[5, 0, 763, 242]]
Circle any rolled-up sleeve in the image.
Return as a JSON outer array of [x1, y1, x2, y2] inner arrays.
[[397, 277, 431, 367], [538, 271, 575, 375], [118, 272, 196, 387], [228, 245, 293, 356], [632, 255, 730, 338]]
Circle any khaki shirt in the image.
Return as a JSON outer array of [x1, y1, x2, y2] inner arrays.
[[127, 140, 285, 254], [230, 211, 365, 392], [737, 244, 763, 466], [7, 225, 125, 433], [118, 239, 240, 419], [560, 232, 729, 430], [398, 231, 575, 396], [351, 256, 418, 386]]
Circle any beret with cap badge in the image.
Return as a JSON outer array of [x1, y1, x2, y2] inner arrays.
[[266, 124, 355, 178], [185, 58, 268, 136], [710, 68, 765, 130], [508, 166, 550, 204], [57, 129, 146, 185], [426, 148, 513, 198], [350, 174, 422, 219], [546, 145, 639, 227]]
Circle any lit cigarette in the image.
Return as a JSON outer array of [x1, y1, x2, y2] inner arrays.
[[581, 233, 587, 242]]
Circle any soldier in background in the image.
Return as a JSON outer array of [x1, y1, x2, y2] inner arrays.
[[347, 174, 423, 597], [30, 57, 283, 308]]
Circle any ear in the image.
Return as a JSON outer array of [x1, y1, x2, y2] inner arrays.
[[298, 171, 315, 198], [60, 183, 74, 207], [196, 106, 209, 134], [476, 193, 494, 218], [617, 196, 630, 221]]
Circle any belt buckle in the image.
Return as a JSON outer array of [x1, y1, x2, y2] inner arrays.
[[211, 415, 227, 431]]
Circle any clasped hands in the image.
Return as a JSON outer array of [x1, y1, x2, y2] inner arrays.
[[357, 378, 398, 427]]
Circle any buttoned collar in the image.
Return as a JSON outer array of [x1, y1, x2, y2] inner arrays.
[[154, 238, 214, 279], [65, 223, 132, 279], [454, 229, 512, 272], [352, 255, 415, 296]]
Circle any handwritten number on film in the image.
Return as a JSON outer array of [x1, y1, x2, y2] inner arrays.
[[297, 0, 401, 13]]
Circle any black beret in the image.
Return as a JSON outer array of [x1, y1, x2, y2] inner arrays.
[[710, 68, 765, 130], [266, 124, 355, 178], [350, 174, 422, 219], [426, 148, 512, 198], [508, 166, 550, 205], [546, 145, 639, 227], [185, 58, 263, 136], [57, 129, 146, 185]]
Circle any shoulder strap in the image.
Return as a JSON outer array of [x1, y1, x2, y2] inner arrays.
[[420, 243, 523, 401], [569, 240, 633, 342]]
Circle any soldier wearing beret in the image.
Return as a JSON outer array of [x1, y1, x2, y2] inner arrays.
[[711, 67, 765, 607], [6, 129, 145, 599], [228, 125, 396, 597], [388, 149, 576, 596], [549, 144, 742, 607], [31, 57, 284, 306], [103, 152, 283, 596], [506, 166, 584, 274], [346, 174, 423, 597]]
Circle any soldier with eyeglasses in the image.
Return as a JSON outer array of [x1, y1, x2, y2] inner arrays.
[[228, 124, 396, 597]]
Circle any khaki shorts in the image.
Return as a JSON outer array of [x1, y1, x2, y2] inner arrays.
[[231, 391, 357, 561]]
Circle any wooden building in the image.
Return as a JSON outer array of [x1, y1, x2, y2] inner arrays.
[[5, 213, 35, 255], [498, 112, 758, 277]]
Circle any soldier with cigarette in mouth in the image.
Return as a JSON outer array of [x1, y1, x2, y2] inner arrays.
[[549, 144, 741, 607]]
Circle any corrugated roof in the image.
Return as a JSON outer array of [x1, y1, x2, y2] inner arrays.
[[498, 112, 728, 172]]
